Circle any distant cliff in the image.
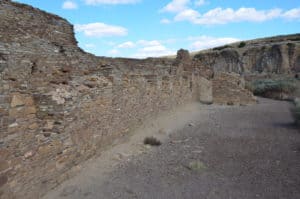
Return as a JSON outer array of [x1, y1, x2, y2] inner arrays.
[[193, 34, 300, 74]]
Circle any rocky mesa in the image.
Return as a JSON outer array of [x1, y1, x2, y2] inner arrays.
[[193, 34, 300, 74]]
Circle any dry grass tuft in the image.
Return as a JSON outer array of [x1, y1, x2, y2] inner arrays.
[[143, 136, 161, 146]]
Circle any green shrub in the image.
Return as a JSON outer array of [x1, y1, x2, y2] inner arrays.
[[212, 45, 231, 51], [290, 38, 300, 42], [238, 42, 246, 48], [193, 53, 202, 60], [248, 78, 297, 96]]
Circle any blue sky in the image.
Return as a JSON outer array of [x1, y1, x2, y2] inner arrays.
[[14, 0, 300, 58]]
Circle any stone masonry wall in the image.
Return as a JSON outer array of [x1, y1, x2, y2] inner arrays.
[[213, 73, 257, 105], [0, 1, 255, 198]]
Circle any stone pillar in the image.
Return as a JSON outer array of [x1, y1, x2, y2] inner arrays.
[[198, 77, 213, 104]]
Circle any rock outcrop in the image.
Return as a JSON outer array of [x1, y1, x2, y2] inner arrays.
[[0, 1, 255, 198], [193, 34, 300, 74]]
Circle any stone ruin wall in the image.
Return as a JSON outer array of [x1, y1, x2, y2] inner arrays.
[[0, 1, 255, 198], [213, 73, 257, 105]]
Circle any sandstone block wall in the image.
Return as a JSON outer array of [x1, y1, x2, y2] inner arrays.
[[198, 77, 213, 104], [0, 1, 256, 198], [213, 73, 257, 105]]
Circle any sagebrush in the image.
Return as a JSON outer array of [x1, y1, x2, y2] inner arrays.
[[246, 78, 297, 96]]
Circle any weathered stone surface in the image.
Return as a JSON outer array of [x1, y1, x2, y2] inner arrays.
[[0, 160, 9, 173], [193, 34, 300, 74], [213, 73, 256, 105], [198, 77, 213, 104], [10, 94, 25, 108], [0, 175, 8, 187]]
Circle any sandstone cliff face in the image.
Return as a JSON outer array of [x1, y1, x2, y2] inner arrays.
[[0, 1, 255, 198], [194, 34, 300, 74]]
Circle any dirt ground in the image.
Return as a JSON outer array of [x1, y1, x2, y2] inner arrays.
[[43, 98, 300, 199]]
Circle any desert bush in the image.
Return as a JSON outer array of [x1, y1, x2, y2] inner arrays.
[[290, 38, 300, 42], [144, 136, 161, 146], [249, 78, 297, 96], [212, 45, 231, 51], [238, 42, 246, 48]]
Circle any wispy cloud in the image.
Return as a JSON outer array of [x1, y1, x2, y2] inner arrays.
[[160, 18, 172, 24], [188, 35, 240, 50], [161, 0, 190, 13], [282, 8, 300, 20], [117, 41, 136, 48], [176, 7, 283, 25], [187, 7, 300, 24], [133, 40, 175, 58], [108, 49, 120, 55], [111, 40, 175, 58], [75, 23, 128, 37], [84, 0, 140, 5], [161, 0, 300, 25], [62, 1, 78, 9], [194, 0, 206, 7]]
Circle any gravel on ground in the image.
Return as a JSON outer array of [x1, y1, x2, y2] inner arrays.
[[43, 98, 300, 199]]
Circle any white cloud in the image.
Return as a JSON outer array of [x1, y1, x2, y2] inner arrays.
[[62, 1, 78, 9], [189, 35, 240, 50], [131, 40, 175, 58], [161, 0, 190, 13], [175, 7, 283, 25], [174, 8, 200, 22], [282, 8, 300, 19], [194, 0, 206, 6], [161, 1, 300, 25], [160, 18, 172, 24], [117, 41, 136, 48], [85, 0, 140, 5], [75, 23, 128, 37], [109, 40, 175, 58], [108, 49, 120, 55], [137, 40, 161, 46]]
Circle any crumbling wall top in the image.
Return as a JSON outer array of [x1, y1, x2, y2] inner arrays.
[[0, 0, 77, 46]]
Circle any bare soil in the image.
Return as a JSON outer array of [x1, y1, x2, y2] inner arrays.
[[43, 98, 300, 199]]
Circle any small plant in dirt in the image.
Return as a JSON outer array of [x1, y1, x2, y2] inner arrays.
[[238, 42, 246, 48], [187, 161, 207, 172], [144, 136, 161, 146]]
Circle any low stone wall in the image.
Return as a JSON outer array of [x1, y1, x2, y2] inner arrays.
[[213, 73, 257, 105]]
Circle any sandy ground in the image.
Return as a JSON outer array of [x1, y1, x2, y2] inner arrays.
[[43, 98, 300, 199]]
